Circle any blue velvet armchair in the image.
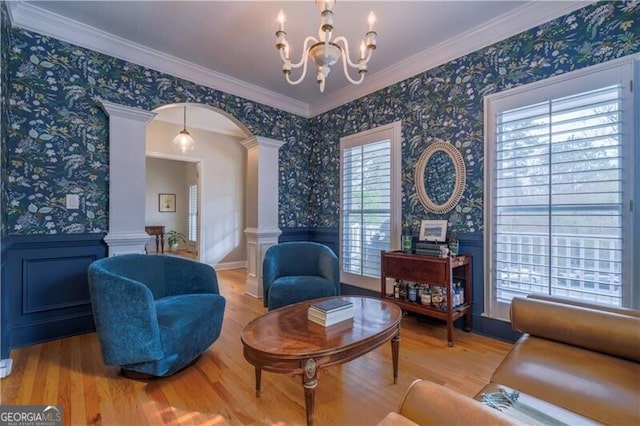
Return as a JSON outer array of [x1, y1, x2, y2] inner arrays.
[[263, 242, 340, 310], [87, 254, 225, 377]]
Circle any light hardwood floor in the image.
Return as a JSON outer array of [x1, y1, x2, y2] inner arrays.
[[0, 268, 512, 425]]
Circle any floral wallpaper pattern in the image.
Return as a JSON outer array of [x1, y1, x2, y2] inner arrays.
[[5, 22, 311, 234], [2, 1, 639, 237], [308, 0, 640, 235], [1, 1, 9, 238]]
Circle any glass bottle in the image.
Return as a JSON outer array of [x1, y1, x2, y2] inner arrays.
[[402, 227, 413, 253], [421, 285, 432, 305]]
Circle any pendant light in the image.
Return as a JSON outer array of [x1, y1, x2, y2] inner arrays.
[[172, 106, 195, 154]]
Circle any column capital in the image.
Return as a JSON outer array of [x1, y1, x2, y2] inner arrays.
[[241, 136, 286, 150], [96, 98, 156, 123]]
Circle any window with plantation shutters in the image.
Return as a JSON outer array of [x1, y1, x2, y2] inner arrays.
[[340, 122, 402, 291], [485, 58, 636, 320], [188, 183, 197, 244]]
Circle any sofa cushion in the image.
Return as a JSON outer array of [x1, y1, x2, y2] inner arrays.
[[490, 335, 640, 425], [477, 383, 599, 425]]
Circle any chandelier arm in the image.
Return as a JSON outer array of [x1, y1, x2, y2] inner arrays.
[[285, 53, 311, 86], [278, 43, 289, 63], [332, 36, 364, 69], [339, 49, 366, 85], [289, 36, 319, 69]]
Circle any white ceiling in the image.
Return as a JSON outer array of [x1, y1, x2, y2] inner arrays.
[[9, 0, 591, 123]]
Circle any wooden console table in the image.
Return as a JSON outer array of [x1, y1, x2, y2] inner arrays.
[[381, 251, 472, 347], [145, 225, 165, 253]]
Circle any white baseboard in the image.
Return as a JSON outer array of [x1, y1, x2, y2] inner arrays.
[[214, 260, 247, 271]]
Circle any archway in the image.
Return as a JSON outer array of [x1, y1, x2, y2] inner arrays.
[[98, 99, 284, 297], [146, 103, 248, 267]]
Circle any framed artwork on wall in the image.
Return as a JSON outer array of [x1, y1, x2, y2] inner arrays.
[[159, 193, 176, 212], [419, 220, 447, 242]]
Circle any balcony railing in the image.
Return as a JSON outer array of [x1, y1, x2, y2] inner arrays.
[[495, 231, 622, 306]]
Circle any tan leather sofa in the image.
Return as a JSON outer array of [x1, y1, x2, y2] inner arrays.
[[378, 295, 640, 425]]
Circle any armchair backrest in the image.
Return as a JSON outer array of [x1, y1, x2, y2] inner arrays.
[[263, 241, 339, 286], [91, 254, 171, 299], [89, 254, 219, 299]]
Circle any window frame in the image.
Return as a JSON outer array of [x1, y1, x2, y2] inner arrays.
[[484, 55, 637, 320], [339, 121, 402, 291], [187, 182, 197, 245]]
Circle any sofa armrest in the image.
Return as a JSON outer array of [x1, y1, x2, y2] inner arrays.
[[526, 293, 640, 317], [511, 296, 640, 362], [392, 380, 519, 426]]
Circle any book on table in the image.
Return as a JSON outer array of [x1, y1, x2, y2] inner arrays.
[[308, 298, 354, 327]]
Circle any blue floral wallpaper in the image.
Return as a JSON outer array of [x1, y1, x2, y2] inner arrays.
[[308, 1, 640, 235], [1, 1, 9, 238], [2, 1, 639, 237], [5, 24, 311, 234]]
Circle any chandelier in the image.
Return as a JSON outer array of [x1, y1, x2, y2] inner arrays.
[[275, 0, 377, 93], [172, 105, 195, 154]]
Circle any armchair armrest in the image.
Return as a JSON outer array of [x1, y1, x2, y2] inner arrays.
[[317, 249, 340, 293], [88, 266, 164, 366], [392, 380, 519, 425]]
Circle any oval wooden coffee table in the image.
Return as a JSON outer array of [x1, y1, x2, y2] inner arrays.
[[241, 296, 402, 426]]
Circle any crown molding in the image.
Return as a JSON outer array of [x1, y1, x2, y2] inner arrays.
[[7, 1, 311, 118], [309, 1, 593, 116], [8, 1, 592, 119]]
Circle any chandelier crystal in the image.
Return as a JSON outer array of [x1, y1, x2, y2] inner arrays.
[[172, 105, 195, 154], [275, 0, 377, 93]]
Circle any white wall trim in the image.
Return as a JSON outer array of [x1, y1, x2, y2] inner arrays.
[[7, 1, 310, 118], [214, 260, 248, 271], [310, 1, 592, 116], [8, 0, 591, 119]]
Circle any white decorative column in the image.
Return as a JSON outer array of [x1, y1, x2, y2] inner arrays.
[[98, 100, 156, 256], [242, 136, 285, 298]]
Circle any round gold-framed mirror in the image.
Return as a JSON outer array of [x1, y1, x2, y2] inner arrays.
[[414, 140, 466, 214]]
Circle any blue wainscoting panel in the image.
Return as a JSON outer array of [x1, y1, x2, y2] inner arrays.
[[23, 256, 93, 314], [309, 227, 338, 255], [3, 234, 107, 357], [279, 227, 311, 243], [280, 227, 339, 255]]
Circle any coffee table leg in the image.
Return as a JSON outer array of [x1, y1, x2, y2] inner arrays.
[[255, 367, 262, 397], [391, 329, 400, 384], [302, 358, 317, 426]]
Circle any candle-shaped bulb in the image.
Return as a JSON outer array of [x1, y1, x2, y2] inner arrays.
[[277, 9, 286, 32], [367, 11, 376, 32]]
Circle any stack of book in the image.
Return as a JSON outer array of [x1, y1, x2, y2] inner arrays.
[[308, 298, 354, 327], [415, 242, 449, 257]]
